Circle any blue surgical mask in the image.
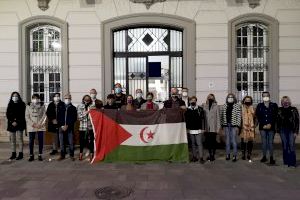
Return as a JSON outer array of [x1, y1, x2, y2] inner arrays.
[[115, 88, 122, 94]]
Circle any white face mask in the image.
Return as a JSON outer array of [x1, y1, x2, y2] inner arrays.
[[227, 97, 234, 103], [263, 97, 270, 102], [136, 93, 143, 99], [64, 99, 71, 105], [90, 94, 97, 99], [12, 96, 18, 102], [182, 92, 188, 97], [53, 96, 60, 102], [32, 99, 39, 104]]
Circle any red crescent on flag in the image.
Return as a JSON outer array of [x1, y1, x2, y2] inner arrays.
[[139, 127, 149, 143]]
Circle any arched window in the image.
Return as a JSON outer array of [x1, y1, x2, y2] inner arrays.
[[113, 27, 183, 101], [30, 25, 62, 103], [19, 16, 68, 104], [229, 14, 279, 104]]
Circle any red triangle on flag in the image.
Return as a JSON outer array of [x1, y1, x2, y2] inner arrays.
[[89, 110, 132, 163]]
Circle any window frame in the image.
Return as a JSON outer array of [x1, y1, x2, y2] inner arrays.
[[228, 13, 279, 104]]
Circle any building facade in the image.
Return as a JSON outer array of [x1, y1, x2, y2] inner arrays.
[[0, 0, 300, 141]]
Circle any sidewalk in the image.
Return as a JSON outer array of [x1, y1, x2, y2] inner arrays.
[[0, 142, 299, 200]]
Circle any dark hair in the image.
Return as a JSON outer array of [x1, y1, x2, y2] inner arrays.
[[242, 95, 253, 105], [107, 94, 115, 99], [226, 93, 237, 103], [32, 94, 40, 99], [262, 91, 270, 97], [8, 92, 23, 105], [146, 92, 154, 98], [82, 95, 91, 103], [189, 96, 197, 101], [206, 93, 217, 104]]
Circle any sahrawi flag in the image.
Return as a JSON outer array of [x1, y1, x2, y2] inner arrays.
[[89, 109, 189, 163]]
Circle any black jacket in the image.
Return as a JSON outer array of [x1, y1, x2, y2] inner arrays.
[[276, 106, 299, 134], [133, 98, 146, 109], [256, 102, 278, 131], [46, 101, 65, 132], [185, 106, 205, 130], [104, 104, 118, 109], [57, 104, 77, 129], [164, 98, 186, 109], [6, 101, 26, 132]]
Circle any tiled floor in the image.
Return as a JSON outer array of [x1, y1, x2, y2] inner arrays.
[[0, 142, 299, 200]]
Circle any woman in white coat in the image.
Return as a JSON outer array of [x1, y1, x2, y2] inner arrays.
[[25, 94, 47, 161]]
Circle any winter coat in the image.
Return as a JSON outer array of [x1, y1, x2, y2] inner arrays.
[[25, 103, 46, 132], [57, 103, 77, 129], [185, 106, 205, 131], [203, 102, 220, 133], [46, 101, 65, 132], [6, 101, 26, 132], [220, 103, 242, 127], [276, 106, 299, 134]]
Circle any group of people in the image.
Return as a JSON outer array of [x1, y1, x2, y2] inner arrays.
[[6, 83, 299, 167]]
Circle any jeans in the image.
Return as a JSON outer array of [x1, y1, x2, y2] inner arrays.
[[9, 131, 24, 153], [280, 128, 296, 167], [29, 131, 44, 155], [224, 126, 238, 156], [189, 133, 203, 159], [260, 130, 274, 157], [79, 130, 94, 154], [59, 128, 74, 157]]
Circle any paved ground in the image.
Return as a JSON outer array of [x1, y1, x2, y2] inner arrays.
[[0, 142, 299, 200]]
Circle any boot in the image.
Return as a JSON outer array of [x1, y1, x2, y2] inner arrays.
[[38, 155, 43, 161], [247, 141, 253, 161], [226, 154, 230, 161], [9, 152, 16, 160], [49, 150, 58, 155], [199, 157, 205, 164], [232, 156, 237, 162], [242, 152, 246, 160], [28, 155, 34, 162], [270, 156, 276, 165], [260, 156, 267, 163], [241, 140, 246, 160], [16, 152, 23, 160]]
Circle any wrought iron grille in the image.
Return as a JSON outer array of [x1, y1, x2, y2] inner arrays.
[[113, 27, 183, 97], [235, 23, 269, 104], [29, 25, 62, 103]]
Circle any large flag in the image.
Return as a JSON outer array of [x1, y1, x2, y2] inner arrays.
[[89, 109, 189, 163]]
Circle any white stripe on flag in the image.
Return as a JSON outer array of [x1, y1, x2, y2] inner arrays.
[[120, 122, 187, 146]]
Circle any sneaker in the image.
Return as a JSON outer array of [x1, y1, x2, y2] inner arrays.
[[9, 152, 16, 160], [226, 155, 230, 161], [232, 156, 237, 162], [269, 157, 276, 165], [260, 156, 267, 163], [28, 155, 34, 162], [38, 155, 43, 161], [16, 152, 23, 160], [49, 150, 58, 155]]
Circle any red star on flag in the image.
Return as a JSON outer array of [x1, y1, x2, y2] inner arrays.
[[147, 130, 155, 139]]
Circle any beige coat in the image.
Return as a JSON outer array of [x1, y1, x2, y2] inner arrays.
[[25, 103, 47, 132], [203, 103, 221, 133]]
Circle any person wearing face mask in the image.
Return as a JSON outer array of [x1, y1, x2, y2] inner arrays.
[[163, 88, 186, 109], [220, 93, 241, 162], [255, 91, 278, 165], [240, 96, 256, 161], [203, 94, 220, 162], [26, 94, 47, 161], [141, 92, 159, 110], [276, 96, 299, 168], [121, 95, 136, 111], [114, 83, 126, 109], [185, 96, 206, 163], [77, 95, 94, 161], [89, 88, 103, 109], [46, 93, 65, 156], [181, 88, 189, 107], [133, 89, 146, 109], [104, 94, 118, 109], [57, 94, 77, 161], [6, 92, 26, 161]]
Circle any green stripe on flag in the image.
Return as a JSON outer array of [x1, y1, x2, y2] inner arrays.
[[103, 143, 189, 163]]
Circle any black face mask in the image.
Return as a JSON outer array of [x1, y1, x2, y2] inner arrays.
[[190, 102, 196, 106], [244, 102, 252, 106], [208, 99, 214, 103]]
